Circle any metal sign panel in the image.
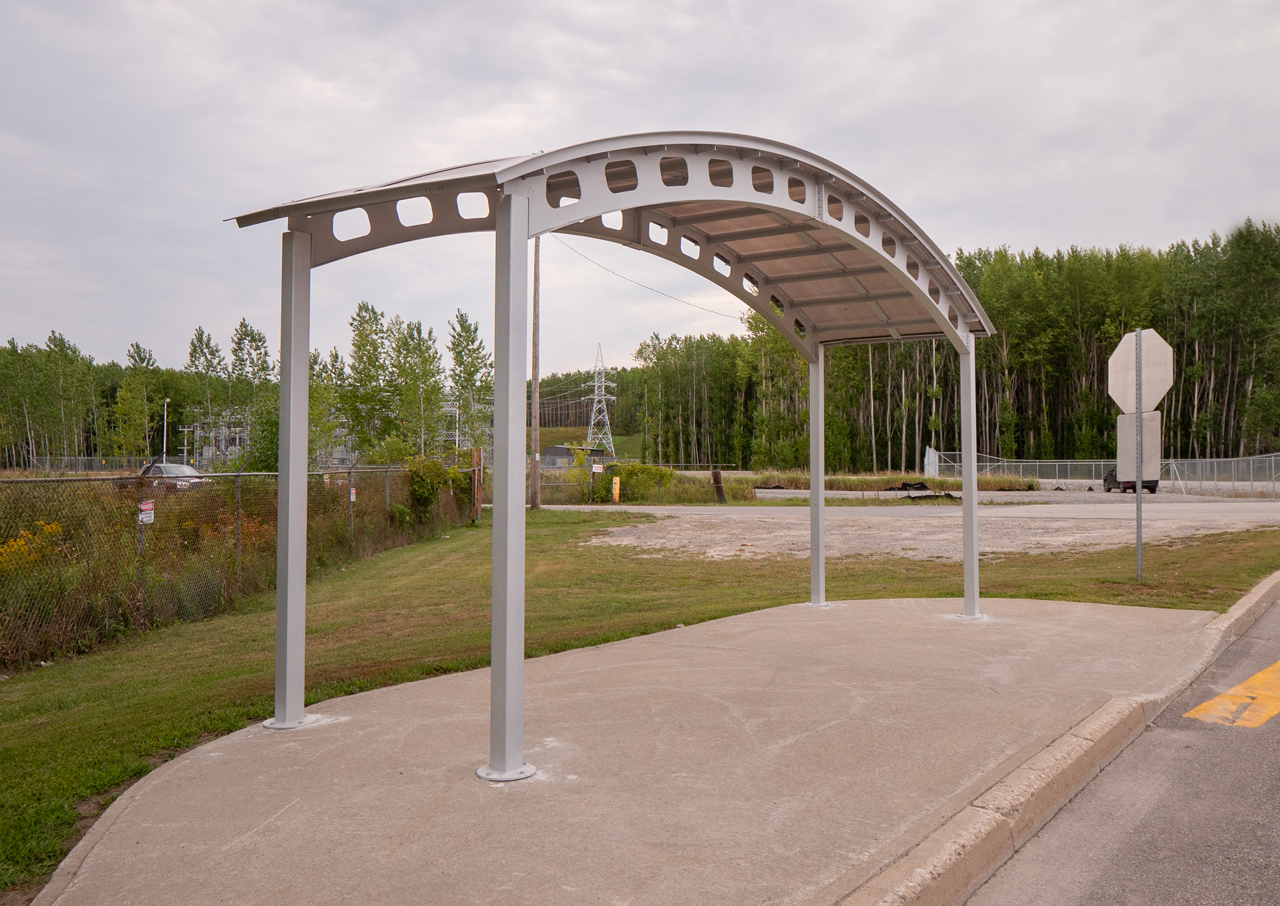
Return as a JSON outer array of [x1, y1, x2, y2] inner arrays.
[[1116, 411, 1161, 482], [1109, 329, 1173, 414], [591, 463, 604, 473]]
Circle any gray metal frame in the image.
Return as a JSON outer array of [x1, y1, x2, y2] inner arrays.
[[235, 131, 994, 778]]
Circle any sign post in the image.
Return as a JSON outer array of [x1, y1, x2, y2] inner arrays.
[[1108, 328, 1174, 581], [1136, 331, 1143, 580]]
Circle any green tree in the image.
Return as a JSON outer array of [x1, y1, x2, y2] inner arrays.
[[447, 309, 493, 450], [392, 319, 445, 456], [310, 348, 347, 465], [229, 318, 273, 402], [185, 327, 225, 417], [339, 302, 398, 454], [113, 344, 160, 456]]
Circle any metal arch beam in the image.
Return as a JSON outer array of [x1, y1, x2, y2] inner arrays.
[[506, 148, 979, 357], [288, 186, 501, 268], [241, 137, 991, 358]]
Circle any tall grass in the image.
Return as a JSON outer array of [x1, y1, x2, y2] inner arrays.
[[751, 470, 1040, 492], [0, 472, 467, 669], [530, 467, 1038, 505]]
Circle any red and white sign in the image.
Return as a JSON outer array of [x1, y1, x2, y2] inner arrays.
[[138, 500, 154, 525], [349, 487, 357, 502], [591, 463, 604, 473]]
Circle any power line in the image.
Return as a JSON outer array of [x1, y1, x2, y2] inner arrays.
[[550, 234, 744, 321]]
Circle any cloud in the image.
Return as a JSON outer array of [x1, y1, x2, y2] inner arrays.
[[1, 0, 1277, 371]]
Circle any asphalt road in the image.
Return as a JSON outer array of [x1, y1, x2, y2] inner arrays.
[[968, 599, 1280, 906]]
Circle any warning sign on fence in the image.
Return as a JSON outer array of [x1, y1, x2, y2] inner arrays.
[[591, 463, 604, 473], [138, 500, 154, 525], [349, 487, 356, 502]]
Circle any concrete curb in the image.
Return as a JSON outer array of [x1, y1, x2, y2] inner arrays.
[[31, 754, 185, 906], [838, 570, 1280, 906]]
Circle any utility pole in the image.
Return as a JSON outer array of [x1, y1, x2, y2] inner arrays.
[[530, 235, 541, 508]]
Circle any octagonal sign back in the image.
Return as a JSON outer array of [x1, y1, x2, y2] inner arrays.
[[1109, 329, 1173, 414]]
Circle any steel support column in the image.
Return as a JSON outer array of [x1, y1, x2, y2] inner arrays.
[[478, 193, 535, 782], [958, 330, 981, 617], [808, 348, 826, 606], [266, 230, 311, 728]]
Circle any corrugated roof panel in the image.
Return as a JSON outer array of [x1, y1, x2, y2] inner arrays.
[[879, 298, 926, 322], [856, 271, 908, 294]]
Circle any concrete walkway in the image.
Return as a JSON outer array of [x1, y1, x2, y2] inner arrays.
[[38, 598, 1216, 906]]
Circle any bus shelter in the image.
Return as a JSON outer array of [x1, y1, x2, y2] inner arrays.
[[234, 131, 995, 781]]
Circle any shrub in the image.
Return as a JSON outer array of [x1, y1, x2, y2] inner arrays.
[[388, 503, 412, 530], [614, 463, 675, 502], [405, 456, 472, 521], [366, 436, 414, 465]]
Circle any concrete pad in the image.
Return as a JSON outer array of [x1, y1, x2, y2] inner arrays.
[[38, 598, 1215, 906]]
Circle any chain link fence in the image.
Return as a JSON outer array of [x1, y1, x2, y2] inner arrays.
[[0, 468, 462, 669], [931, 450, 1280, 497]]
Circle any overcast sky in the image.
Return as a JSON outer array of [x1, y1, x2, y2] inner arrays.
[[3, 1, 1277, 374]]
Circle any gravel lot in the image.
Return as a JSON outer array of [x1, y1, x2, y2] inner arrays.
[[576, 491, 1280, 561]]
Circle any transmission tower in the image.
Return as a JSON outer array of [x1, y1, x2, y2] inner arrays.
[[583, 344, 617, 459]]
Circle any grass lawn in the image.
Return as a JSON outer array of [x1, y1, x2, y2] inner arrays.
[[4, 510, 1280, 894]]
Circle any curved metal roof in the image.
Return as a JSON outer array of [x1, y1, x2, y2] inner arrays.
[[234, 131, 993, 360]]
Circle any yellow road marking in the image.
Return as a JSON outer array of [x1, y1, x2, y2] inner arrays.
[[1184, 659, 1280, 728]]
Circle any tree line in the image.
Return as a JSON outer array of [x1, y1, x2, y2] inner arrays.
[[3, 219, 1278, 472], [553, 219, 1280, 470], [0, 306, 492, 470]]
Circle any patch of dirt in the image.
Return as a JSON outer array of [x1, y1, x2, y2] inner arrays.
[[0, 884, 42, 906], [586, 505, 1280, 561]]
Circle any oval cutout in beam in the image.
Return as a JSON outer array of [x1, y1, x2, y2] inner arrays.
[[332, 208, 371, 241], [396, 196, 433, 227], [457, 193, 490, 220]]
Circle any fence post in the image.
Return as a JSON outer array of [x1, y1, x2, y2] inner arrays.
[[384, 468, 391, 516], [135, 481, 146, 607], [235, 473, 242, 583], [348, 468, 355, 546]]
